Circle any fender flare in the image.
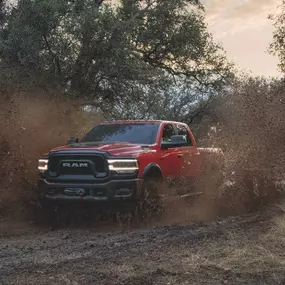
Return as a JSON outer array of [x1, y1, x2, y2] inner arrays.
[[141, 163, 163, 181]]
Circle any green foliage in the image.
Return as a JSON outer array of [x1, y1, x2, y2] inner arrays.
[[0, 0, 233, 121], [269, 0, 285, 74], [0, 0, 6, 26]]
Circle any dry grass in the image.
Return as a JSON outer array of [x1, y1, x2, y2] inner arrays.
[[161, 210, 285, 284]]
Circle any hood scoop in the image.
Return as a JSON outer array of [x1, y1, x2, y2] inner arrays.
[[68, 142, 105, 148]]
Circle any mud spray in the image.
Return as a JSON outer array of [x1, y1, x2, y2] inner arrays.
[[0, 92, 102, 233], [151, 79, 285, 228], [0, 79, 284, 234]]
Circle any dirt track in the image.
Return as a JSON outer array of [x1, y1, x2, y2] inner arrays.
[[0, 206, 284, 285]]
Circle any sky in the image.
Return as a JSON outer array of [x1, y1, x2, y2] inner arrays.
[[201, 0, 282, 77], [110, 0, 282, 77]]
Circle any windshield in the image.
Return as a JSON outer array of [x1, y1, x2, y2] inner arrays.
[[80, 123, 160, 145]]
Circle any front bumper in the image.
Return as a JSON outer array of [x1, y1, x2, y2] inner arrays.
[[38, 178, 143, 202]]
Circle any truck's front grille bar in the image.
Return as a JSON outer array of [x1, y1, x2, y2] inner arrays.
[[48, 153, 108, 177]]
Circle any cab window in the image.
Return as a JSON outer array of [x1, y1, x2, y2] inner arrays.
[[175, 124, 193, 146], [161, 124, 176, 142]]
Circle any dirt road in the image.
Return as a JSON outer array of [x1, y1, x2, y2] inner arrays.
[[0, 207, 284, 285]]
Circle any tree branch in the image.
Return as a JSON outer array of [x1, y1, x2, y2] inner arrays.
[[94, 0, 105, 8], [183, 94, 214, 124], [42, 35, 61, 76]]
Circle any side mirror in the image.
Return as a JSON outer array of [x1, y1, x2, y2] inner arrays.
[[161, 135, 187, 149], [67, 137, 79, 145]]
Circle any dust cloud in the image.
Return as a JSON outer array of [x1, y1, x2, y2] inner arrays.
[[154, 78, 285, 227], [0, 78, 285, 231], [0, 92, 102, 221]]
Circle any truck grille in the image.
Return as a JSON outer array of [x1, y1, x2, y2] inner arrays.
[[48, 153, 107, 177]]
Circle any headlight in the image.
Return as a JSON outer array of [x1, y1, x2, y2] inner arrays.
[[38, 159, 49, 172], [107, 159, 139, 174]]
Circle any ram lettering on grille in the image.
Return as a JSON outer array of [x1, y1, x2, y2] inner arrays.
[[62, 162, 89, 168]]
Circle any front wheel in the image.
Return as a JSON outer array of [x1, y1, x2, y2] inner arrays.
[[135, 178, 164, 221]]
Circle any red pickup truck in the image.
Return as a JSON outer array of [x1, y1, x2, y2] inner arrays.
[[38, 120, 224, 213]]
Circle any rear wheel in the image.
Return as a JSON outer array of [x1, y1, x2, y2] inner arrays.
[[239, 170, 280, 206]]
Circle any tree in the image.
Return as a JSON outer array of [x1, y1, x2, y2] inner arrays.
[[0, 0, 5, 27], [269, 0, 285, 74], [0, 0, 233, 120], [0, 0, 8, 54]]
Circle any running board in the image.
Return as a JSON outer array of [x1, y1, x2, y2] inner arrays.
[[158, 192, 203, 199], [179, 192, 203, 198]]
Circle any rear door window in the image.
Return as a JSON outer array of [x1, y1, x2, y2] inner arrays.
[[175, 124, 193, 146]]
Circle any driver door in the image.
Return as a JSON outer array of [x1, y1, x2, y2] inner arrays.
[[174, 123, 200, 179], [157, 124, 184, 179]]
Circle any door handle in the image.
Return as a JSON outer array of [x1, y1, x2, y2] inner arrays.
[[160, 153, 171, 159], [177, 153, 183, 158]]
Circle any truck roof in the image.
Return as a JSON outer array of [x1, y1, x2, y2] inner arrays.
[[99, 120, 187, 125]]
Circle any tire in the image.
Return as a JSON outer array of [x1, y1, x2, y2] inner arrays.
[[240, 171, 280, 205], [135, 177, 163, 221]]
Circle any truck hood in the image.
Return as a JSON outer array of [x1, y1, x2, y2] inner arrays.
[[48, 142, 151, 157]]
